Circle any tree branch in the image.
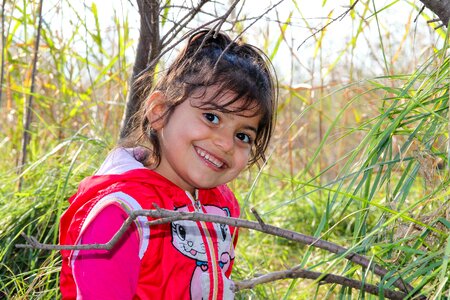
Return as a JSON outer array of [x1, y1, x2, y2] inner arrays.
[[297, 0, 360, 50], [418, 0, 450, 28], [133, 0, 285, 87], [17, 207, 419, 295], [234, 266, 412, 300], [159, 0, 209, 48]]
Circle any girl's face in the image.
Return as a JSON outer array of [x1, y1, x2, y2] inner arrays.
[[148, 86, 261, 194]]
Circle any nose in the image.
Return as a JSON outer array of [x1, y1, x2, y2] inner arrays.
[[213, 129, 234, 153]]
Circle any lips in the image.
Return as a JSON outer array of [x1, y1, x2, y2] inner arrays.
[[195, 147, 227, 169]]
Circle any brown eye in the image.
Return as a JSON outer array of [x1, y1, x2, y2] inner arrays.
[[236, 132, 251, 144], [203, 113, 219, 124]]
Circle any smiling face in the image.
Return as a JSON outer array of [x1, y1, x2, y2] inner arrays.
[[147, 86, 261, 193]]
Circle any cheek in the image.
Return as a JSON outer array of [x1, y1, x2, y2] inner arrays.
[[180, 117, 209, 137], [234, 148, 251, 170]]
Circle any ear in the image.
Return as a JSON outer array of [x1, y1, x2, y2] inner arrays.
[[145, 91, 167, 131]]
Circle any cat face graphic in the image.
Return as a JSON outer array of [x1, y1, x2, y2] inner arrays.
[[171, 205, 233, 262], [171, 219, 207, 260]]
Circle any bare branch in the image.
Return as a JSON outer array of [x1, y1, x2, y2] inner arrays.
[[211, 0, 241, 35], [419, 0, 450, 28], [297, 0, 360, 50], [140, 0, 286, 81], [427, 18, 441, 23], [250, 207, 267, 230], [17, 208, 416, 294], [414, 5, 426, 23], [214, 0, 285, 70], [129, 0, 218, 85], [159, 0, 209, 47], [426, 17, 447, 30], [133, 20, 219, 81], [234, 266, 412, 300], [434, 23, 445, 30], [17, 216, 136, 251], [17, 230, 415, 299]]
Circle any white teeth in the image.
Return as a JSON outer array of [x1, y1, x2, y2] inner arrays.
[[196, 148, 224, 168]]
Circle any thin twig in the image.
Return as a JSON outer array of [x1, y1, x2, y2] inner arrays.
[[297, 0, 360, 50], [427, 18, 441, 23], [414, 5, 426, 23], [134, 0, 214, 78], [211, 0, 241, 35], [134, 19, 218, 80], [251, 207, 267, 230], [159, 0, 209, 47], [426, 18, 446, 30], [17, 208, 416, 294], [433, 23, 445, 30], [213, 0, 285, 70], [140, 0, 285, 79]]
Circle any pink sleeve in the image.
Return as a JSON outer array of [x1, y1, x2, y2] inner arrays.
[[72, 204, 140, 299]]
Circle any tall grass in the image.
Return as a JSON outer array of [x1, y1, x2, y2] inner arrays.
[[1, 1, 127, 297], [233, 32, 450, 300], [1, 0, 448, 299]]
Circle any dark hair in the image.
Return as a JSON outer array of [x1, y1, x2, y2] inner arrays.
[[121, 29, 277, 167]]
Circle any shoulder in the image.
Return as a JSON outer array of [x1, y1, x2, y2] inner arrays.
[[95, 147, 146, 176], [85, 192, 150, 250], [63, 191, 150, 260]]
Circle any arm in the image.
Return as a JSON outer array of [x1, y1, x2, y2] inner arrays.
[[72, 204, 140, 300]]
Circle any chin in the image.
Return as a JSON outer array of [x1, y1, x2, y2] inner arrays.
[[195, 183, 219, 190], [188, 174, 232, 189], [192, 180, 224, 190]]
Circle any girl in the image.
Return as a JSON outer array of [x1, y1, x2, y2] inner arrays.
[[59, 29, 277, 300]]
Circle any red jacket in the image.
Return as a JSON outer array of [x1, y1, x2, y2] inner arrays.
[[59, 168, 240, 299]]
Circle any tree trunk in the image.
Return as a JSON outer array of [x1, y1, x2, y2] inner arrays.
[[419, 0, 450, 27], [120, 0, 160, 139], [17, 0, 44, 191]]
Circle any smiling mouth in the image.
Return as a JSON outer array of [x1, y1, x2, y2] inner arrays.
[[195, 147, 226, 169]]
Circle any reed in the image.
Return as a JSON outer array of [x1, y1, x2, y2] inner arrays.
[[0, 0, 448, 298]]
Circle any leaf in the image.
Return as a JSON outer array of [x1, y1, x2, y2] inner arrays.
[[270, 12, 292, 61], [161, 0, 171, 27], [437, 217, 450, 229]]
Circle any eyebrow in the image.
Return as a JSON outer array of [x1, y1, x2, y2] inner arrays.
[[242, 125, 258, 135]]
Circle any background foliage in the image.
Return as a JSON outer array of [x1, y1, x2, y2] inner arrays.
[[0, 0, 449, 299]]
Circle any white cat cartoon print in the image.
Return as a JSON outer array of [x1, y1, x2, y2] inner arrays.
[[171, 205, 235, 299]]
